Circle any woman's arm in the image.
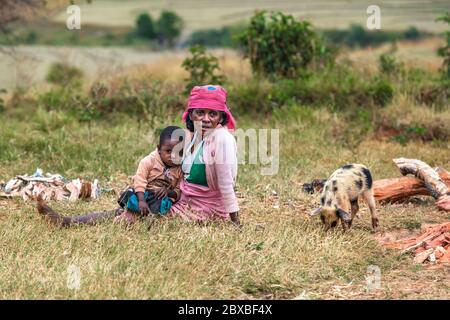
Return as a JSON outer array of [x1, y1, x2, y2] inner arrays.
[[214, 131, 240, 220]]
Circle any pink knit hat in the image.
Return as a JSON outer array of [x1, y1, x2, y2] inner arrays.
[[182, 85, 236, 131]]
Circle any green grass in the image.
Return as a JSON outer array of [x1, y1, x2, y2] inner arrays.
[[0, 22, 157, 47], [0, 102, 449, 299]]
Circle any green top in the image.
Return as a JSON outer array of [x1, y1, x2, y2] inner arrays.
[[186, 141, 208, 187]]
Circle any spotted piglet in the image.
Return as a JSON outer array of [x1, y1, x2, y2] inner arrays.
[[309, 164, 379, 231]]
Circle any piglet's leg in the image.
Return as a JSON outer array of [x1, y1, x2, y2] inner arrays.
[[350, 199, 359, 226], [363, 189, 379, 230], [341, 218, 350, 232]]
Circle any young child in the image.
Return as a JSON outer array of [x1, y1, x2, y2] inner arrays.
[[115, 125, 184, 224], [37, 126, 184, 226]]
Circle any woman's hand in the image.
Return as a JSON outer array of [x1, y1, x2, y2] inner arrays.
[[154, 187, 169, 200], [229, 212, 241, 227]]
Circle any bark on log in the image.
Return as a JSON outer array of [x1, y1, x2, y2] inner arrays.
[[373, 177, 434, 202], [373, 170, 450, 202]]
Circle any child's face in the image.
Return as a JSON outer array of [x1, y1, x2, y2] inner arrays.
[[158, 139, 182, 167]]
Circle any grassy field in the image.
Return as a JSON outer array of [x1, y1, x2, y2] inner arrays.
[[0, 10, 449, 298], [51, 0, 450, 32], [0, 35, 444, 91], [0, 93, 449, 299]]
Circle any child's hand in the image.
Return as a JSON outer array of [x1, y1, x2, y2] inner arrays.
[[138, 200, 150, 216], [154, 187, 168, 200]]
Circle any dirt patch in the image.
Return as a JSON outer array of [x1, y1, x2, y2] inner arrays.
[[374, 124, 402, 141], [375, 228, 421, 243]]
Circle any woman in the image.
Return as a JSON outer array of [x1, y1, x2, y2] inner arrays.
[[169, 84, 240, 225], [37, 85, 240, 226]]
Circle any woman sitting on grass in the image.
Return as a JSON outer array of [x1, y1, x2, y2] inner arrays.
[[38, 85, 240, 226], [168, 84, 240, 225]]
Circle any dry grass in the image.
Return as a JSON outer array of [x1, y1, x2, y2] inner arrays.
[[124, 49, 251, 85], [345, 37, 445, 73], [0, 102, 449, 299], [373, 94, 450, 143]]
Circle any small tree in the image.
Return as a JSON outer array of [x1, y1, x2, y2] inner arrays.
[[156, 10, 184, 47], [136, 13, 156, 39], [378, 43, 401, 75], [238, 11, 320, 78], [181, 45, 226, 94], [436, 12, 450, 79]]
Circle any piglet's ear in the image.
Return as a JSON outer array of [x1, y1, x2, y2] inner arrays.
[[309, 207, 322, 217], [337, 208, 351, 222]]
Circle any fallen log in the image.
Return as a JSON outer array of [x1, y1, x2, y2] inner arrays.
[[393, 158, 450, 198], [373, 169, 450, 202], [393, 158, 450, 211]]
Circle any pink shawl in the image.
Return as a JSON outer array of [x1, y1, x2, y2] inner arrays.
[[169, 125, 239, 221]]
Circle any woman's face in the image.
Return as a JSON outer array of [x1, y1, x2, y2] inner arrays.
[[189, 108, 222, 133]]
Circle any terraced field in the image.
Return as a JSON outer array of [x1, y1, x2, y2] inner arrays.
[[51, 0, 450, 32]]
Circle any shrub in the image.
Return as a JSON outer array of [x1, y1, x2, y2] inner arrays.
[[46, 63, 83, 87], [404, 26, 421, 40], [379, 53, 399, 75], [227, 63, 395, 113], [37, 86, 79, 112], [25, 31, 38, 44], [181, 45, 226, 94], [238, 11, 321, 78], [368, 77, 394, 107]]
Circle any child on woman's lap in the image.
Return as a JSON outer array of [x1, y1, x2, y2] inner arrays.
[[114, 126, 184, 224]]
